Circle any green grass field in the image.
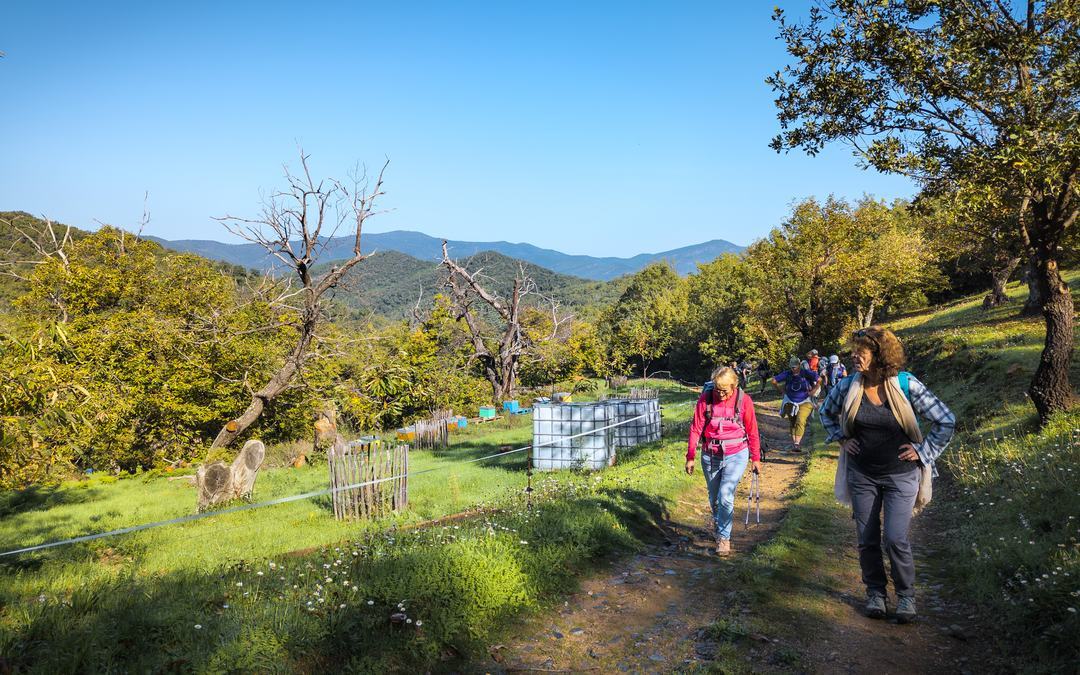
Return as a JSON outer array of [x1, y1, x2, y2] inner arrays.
[[0, 379, 700, 672], [0, 414, 534, 593]]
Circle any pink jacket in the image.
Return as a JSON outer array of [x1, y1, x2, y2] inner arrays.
[[686, 390, 761, 462]]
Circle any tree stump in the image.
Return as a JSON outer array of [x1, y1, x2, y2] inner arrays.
[[196, 439, 266, 512], [313, 403, 344, 462]]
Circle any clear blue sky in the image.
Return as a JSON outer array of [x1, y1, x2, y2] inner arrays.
[[0, 1, 913, 257]]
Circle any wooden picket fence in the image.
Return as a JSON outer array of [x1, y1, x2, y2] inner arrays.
[[629, 387, 659, 400], [327, 440, 408, 520], [413, 417, 451, 450]]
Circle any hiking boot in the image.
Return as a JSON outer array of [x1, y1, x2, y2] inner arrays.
[[865, 592, 886, 619], [896, 595, 916, 623], [791, 444, 802, 453], [715, 538, 731, 556]]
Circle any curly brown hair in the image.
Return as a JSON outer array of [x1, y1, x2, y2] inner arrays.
[[849, 326, 906, 378]]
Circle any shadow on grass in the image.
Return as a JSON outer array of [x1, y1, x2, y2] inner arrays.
[[0, 484, 106, 518], [1, 481, 676, 674]]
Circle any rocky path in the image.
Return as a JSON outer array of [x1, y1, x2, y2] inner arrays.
[[802, 476, 990, 674]]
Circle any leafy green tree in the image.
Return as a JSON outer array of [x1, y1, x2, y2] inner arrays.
[[836, 199, 945, 327], [519, 309, 607, 390], [668, 255, 759, 380], [743, 197, 854, 352], [335, 318, 489, 430], [601, 263, 683, 379], [770, 0, 1079, 420], [0, 228, 311, 485], [913, 189, 1026, 308], [742, 196, 941, 355]]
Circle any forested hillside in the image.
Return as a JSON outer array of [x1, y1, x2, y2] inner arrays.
[[327, 249, 629, 319]]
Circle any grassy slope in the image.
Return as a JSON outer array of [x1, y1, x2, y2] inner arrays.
[[697, 272, 1080, 674], [0, 380, 699, 672], [890, 272, 1080, 672]]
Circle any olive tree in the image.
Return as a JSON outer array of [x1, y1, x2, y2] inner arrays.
[[769, 1, 1078, 421]]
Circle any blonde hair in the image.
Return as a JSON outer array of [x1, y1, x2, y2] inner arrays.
[[711, 366, 739, 388]]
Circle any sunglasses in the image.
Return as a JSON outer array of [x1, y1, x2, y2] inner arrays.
[[852, 328, 880, 351]]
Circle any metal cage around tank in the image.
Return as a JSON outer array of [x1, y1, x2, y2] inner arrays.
[[531, 402, 615, 471], [606, 397, 662, 448], [531, 393, 661, 471]]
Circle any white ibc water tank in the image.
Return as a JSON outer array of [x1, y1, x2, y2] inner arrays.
[[532, 402, 615, 471]]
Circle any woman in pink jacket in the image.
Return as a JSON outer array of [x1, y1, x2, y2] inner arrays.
[[685, 366, 762, 555]]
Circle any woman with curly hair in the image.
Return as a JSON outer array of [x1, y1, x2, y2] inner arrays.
[[819, 326, 955, 624]]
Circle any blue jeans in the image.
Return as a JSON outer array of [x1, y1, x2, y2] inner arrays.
[[700, 448, 749, 540]]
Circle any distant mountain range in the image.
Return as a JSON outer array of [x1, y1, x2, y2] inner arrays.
[[146, 230, 744, 281]]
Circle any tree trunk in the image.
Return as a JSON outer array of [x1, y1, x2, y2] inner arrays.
[[983, 255, 1021, 309], [1020, 261, 1044, 317], [1028, 255, 1076, 422], [210, 320, 314, 448]]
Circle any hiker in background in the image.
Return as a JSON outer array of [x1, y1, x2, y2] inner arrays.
[[817, 357, 830, 395], [806, 349, 825, 411], [685, 366, 762, 556], [772, 356, 819, 452], [738, 359, 753, 389], [756, 360, 770, 393], [819, 326, 955, 624], [824, 354, 846, 397]]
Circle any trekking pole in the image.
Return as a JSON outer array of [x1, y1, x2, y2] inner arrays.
[[744, 480, 752, 528], [745, 471, 761, 529], [754, 472, 761, 524]]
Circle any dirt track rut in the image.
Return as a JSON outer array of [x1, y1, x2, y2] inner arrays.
[[475, 400, 805, 673]]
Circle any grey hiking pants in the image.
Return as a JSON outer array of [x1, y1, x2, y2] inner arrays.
[[847, 464, 920, 598]]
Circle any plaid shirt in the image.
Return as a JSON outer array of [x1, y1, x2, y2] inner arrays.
[[819, 373, 955, 474]]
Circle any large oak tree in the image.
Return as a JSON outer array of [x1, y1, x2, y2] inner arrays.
[[769, 0, 1078, 422]]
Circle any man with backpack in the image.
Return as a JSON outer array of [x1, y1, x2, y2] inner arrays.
[[823, 354, 846, 397], [737, 359, 753, 389], [756, 361, 770, 393], [772, 356, 819, 452], [685, 366, 762, 556]]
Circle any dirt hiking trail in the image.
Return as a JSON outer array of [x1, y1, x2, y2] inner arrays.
[[469, 400, 989, 674]]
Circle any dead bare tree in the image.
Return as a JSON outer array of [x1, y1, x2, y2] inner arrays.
[[208, 152, 387, 449], [1, 214, 76, 321], [440, 242, 573, 403], [191, 152, 386, 510]]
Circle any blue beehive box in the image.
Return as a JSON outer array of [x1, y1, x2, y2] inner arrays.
[[502, 400, 520, 414]]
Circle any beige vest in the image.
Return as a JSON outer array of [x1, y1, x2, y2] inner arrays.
[[834, 373, 933, 515]]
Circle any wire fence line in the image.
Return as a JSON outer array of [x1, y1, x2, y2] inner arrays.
[[0, 413, 651, 559]]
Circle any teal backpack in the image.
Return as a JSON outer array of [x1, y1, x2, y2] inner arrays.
[[897, 371, 911, 401]]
